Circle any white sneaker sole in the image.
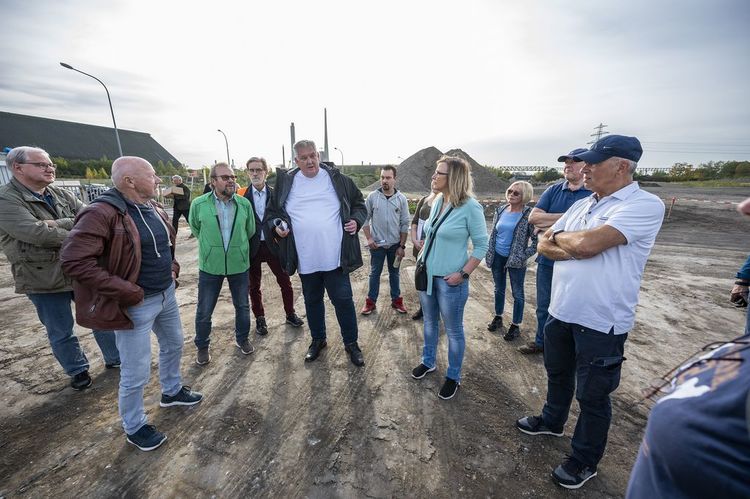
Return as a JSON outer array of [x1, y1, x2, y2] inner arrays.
[[235, 341, 255, 355], [555, 470, 597, 489], [160, 396, 203, 408], [438, 385, 459, 400], [411, 365, 436, 379], [127, 434, 167, 451], [517, 422, 564, 437]]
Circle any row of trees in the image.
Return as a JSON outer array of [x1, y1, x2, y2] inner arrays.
[[493, 160, 750, 184], [52, 157, 188, 179]]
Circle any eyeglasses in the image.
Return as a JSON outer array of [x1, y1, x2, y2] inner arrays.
[[20, 162, 56, 170], [506, 189, 521, 196], [639, 335, 750, 404], [212, 175, 237, 181], [247, 168, 265, 174], [433, 170, 449, 176]]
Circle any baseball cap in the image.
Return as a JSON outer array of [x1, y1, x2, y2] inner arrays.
[[573, 135, 643, 164], [557, 148, 588, 162]]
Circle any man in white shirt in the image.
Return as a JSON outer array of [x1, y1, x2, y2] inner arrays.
[[268, 140, 368, 366], [515, 135, 665, 489]]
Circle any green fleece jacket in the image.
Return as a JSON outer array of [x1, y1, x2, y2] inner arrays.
[[189, 192, 255, 275]]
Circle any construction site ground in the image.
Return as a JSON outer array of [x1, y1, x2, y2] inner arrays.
[[1, 185, 749, 498]]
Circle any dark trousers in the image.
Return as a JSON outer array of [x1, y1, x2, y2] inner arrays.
[[172, 207, 189, 232], [249, 241, 295, 318], [541, 316, 627, 468], [534, 263, 554, 347], [194, 270, 250, 348], [299, 269, 358, 345]]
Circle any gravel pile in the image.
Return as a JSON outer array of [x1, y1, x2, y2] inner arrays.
[[366, 146, 509, 196]]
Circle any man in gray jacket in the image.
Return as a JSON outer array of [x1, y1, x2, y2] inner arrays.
[[0, 146, 119, 390]]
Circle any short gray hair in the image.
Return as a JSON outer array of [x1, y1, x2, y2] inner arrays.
[[209, 162, 232, 178], [293, 140, 317, 158], [612, 156, 638, 174], [6, 146, 48, 168], [172, 175, 182, 181]]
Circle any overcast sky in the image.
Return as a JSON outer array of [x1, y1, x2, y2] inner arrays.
[[1, 0, 748, 170]]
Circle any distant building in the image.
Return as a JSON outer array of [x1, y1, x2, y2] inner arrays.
[[0, 111, 180, 165]]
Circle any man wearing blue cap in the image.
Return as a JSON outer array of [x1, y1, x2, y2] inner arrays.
[[520, 148, 592, 355], [516, 135, 665, 489]]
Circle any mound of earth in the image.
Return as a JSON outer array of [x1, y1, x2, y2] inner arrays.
[[366, 146, 509, 195]]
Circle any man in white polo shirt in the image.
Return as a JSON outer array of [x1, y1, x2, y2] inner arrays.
[[515, 135, 665, 489]]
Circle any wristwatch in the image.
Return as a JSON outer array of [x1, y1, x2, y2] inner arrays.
[[460, 270, 470, 280], [551, 229, 564, 242]]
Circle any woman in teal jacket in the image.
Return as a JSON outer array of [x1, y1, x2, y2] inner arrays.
[[411, 156, 488, 400]]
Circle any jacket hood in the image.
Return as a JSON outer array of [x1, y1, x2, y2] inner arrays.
[[92, 188, 129, 213]]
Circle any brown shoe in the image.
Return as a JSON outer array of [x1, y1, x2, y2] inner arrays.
[[518, 341, 544, 354]]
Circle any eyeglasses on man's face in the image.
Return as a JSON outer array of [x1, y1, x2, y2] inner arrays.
[[212, 175, 237, 181], [20, 162, 56, 170]]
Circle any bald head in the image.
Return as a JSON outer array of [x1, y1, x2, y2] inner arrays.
[[111, 156, 161, 203], [112, 156, 152, 188]]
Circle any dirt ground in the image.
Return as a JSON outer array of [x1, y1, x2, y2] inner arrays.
[[1, 184, 749, 498]]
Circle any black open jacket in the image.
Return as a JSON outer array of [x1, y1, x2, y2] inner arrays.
[[266, 163, 367, 276]]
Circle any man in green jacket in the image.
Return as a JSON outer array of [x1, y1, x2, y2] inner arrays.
[[189, 163, 255, 365], [0, 146, 120, 390]]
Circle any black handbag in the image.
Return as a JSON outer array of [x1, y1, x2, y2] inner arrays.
[[415, 205, 453, 291]]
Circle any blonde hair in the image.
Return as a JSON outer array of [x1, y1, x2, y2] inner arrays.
[[437, 155, 474, 206], [507, 181, 534, 204]]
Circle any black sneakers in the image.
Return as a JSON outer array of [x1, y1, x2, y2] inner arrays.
[[411, 363, 436, 379], [487, 315, 504, 332], [196, 347, 211, 365], [71, 370, 92, 390], [160, 386, 204, 407], [552, 456, 598, 489], [516, 415, 564, 437], [235, 338, 255, 355], [503, 324, 521, 341], [126, 424, 167, 451], [438, 377, 460, 400], [286, 314, 304, 327], [256, 316, 269, 336]]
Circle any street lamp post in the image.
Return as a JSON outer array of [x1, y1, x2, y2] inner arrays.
[[334, 147, 344, 167], [60, 62, 123, 157], [217, 129, 231, 165]]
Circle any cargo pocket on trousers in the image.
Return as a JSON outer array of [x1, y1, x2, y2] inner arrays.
[[580, 355, 626, 401]]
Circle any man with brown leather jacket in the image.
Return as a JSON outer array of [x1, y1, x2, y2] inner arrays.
[[0, 146, 119, 390], [61, 156, 203, 452]]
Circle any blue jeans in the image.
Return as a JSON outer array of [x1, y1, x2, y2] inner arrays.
[[27, 291, 119, 376], [194, 270, 250, 348], [115, 283, 184, 435], [541, 316, 627, 468], [367, 246, 401, 301], [299, 269, 358, 344], [490, 253, 526, 324], [419, 277, 469, 382], [534, 263, 554, 347]]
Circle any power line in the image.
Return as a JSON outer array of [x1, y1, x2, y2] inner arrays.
[[588, 123, 609, 144]]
